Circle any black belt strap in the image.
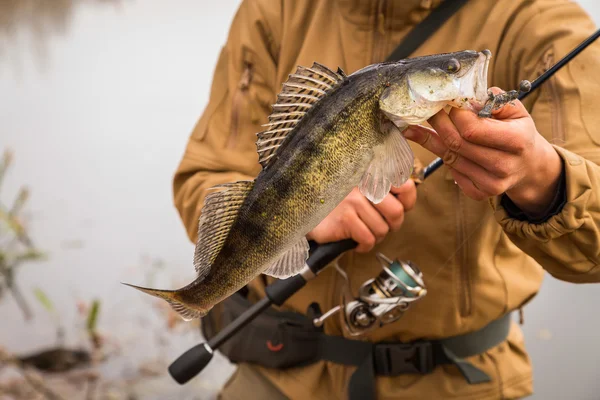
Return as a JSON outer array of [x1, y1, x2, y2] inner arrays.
[[318, 313, 512, 400]]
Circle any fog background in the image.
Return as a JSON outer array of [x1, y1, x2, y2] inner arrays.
[[1, 1, 599, 399]]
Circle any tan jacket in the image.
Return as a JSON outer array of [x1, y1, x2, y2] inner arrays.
[[172, 1, 600, 399]]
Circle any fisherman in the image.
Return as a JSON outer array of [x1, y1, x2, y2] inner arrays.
[[172, 1, 600, 399]]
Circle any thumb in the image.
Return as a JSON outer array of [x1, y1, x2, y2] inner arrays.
[[487, 86, 530, 120]]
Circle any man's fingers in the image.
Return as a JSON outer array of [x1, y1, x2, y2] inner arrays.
[[390, 179, 417, 212], [345, 212, 377, 253], [428, 110, 465, 155], [372, 193, 405, 231], [425, 110, 516, 176], [353, 196, 390, 242], [448, 169, 488, 201], [403, 124, 447, 155], [404, 124, 509, 181], [448, 108, 525, 153], [447, 89, 533, 153], [444, 154, 511, 197], [403, 124, 470, 170]]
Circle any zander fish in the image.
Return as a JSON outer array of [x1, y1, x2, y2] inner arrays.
[[124, 49, 493, 320]]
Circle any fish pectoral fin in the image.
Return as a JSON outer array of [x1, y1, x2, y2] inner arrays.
[[358, 117, 415, 204], [194, 180, 255, 281], [263, 237, 310, 279]]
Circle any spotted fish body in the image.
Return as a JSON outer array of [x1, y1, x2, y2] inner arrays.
[[124, 50, 493, 320]]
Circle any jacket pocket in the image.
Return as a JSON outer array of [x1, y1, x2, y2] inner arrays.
[[536, 47, 565, 145], [568, 39, 600, 146], [227, 61, 254, 149]]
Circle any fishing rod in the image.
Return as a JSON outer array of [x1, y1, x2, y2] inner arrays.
[[168, 28, 600, 385]]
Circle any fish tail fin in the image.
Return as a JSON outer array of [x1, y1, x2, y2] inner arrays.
[[122, 282, 208, 321]]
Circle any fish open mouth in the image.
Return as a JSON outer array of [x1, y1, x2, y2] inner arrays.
[[470, 50, 492, 109]]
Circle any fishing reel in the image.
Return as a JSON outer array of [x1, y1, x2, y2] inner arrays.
[[313, 252, 427, 336]]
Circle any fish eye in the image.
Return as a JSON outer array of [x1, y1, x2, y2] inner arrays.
[[445, 58, 461, 73]]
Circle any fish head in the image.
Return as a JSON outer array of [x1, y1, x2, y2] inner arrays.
[[404, 49, 491, 111], [379, 50, 492, 125]]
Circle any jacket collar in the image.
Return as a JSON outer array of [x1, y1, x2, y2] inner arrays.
[[336, 0, 444, 31]]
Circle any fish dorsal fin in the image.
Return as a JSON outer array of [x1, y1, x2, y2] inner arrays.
[[193, 180, 254, 279], [358, 116, 414, 204], [256, 62, 345, 168], [263, 237, 310, 279]]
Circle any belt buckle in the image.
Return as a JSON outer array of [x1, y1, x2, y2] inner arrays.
[[375, 341, 434, 376]]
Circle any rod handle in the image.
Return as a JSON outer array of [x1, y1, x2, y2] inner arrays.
[[168, 343, 214, 385]]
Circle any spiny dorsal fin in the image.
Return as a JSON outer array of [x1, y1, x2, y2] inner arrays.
[[256, 62, 346, 168], [193, 180, 254, 279]]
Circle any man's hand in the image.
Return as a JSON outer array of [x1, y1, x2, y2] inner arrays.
[[403, 87, 563, 217], [306, 180, 417, 253]]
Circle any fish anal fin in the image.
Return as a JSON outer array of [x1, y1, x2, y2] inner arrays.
[[358, 117, 415, 204], [256, 62, 346, 169], [169, 301, 207, 321], [194, 180, 254, 279], [263, 237, 310, 279]]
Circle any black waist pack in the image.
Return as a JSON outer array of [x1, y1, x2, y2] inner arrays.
[[201, 290, 324, 369]]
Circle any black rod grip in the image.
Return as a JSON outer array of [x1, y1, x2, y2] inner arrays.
[[168, 297, 271, 384], [306, 238, 357, 274], [266, 274, 309, 306], [168, 343, 214, 385]]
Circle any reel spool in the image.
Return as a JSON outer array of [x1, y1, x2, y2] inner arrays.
[[313, 253, 427, 336]]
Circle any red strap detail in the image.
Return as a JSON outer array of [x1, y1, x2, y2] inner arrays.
[[266, 340, 284, 352]]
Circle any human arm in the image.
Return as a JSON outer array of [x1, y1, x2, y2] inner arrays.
[[403, 2, 600, 283]]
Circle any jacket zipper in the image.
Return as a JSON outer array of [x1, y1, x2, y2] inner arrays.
[[541, 48, 565, 144], [456, 189, 472, 317], [227, 62, 253, 149], [371, 0, 388, 64]]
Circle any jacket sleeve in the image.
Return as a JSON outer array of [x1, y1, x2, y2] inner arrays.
[[172, 0, 280, 243], [490, 1, 600, 283]]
